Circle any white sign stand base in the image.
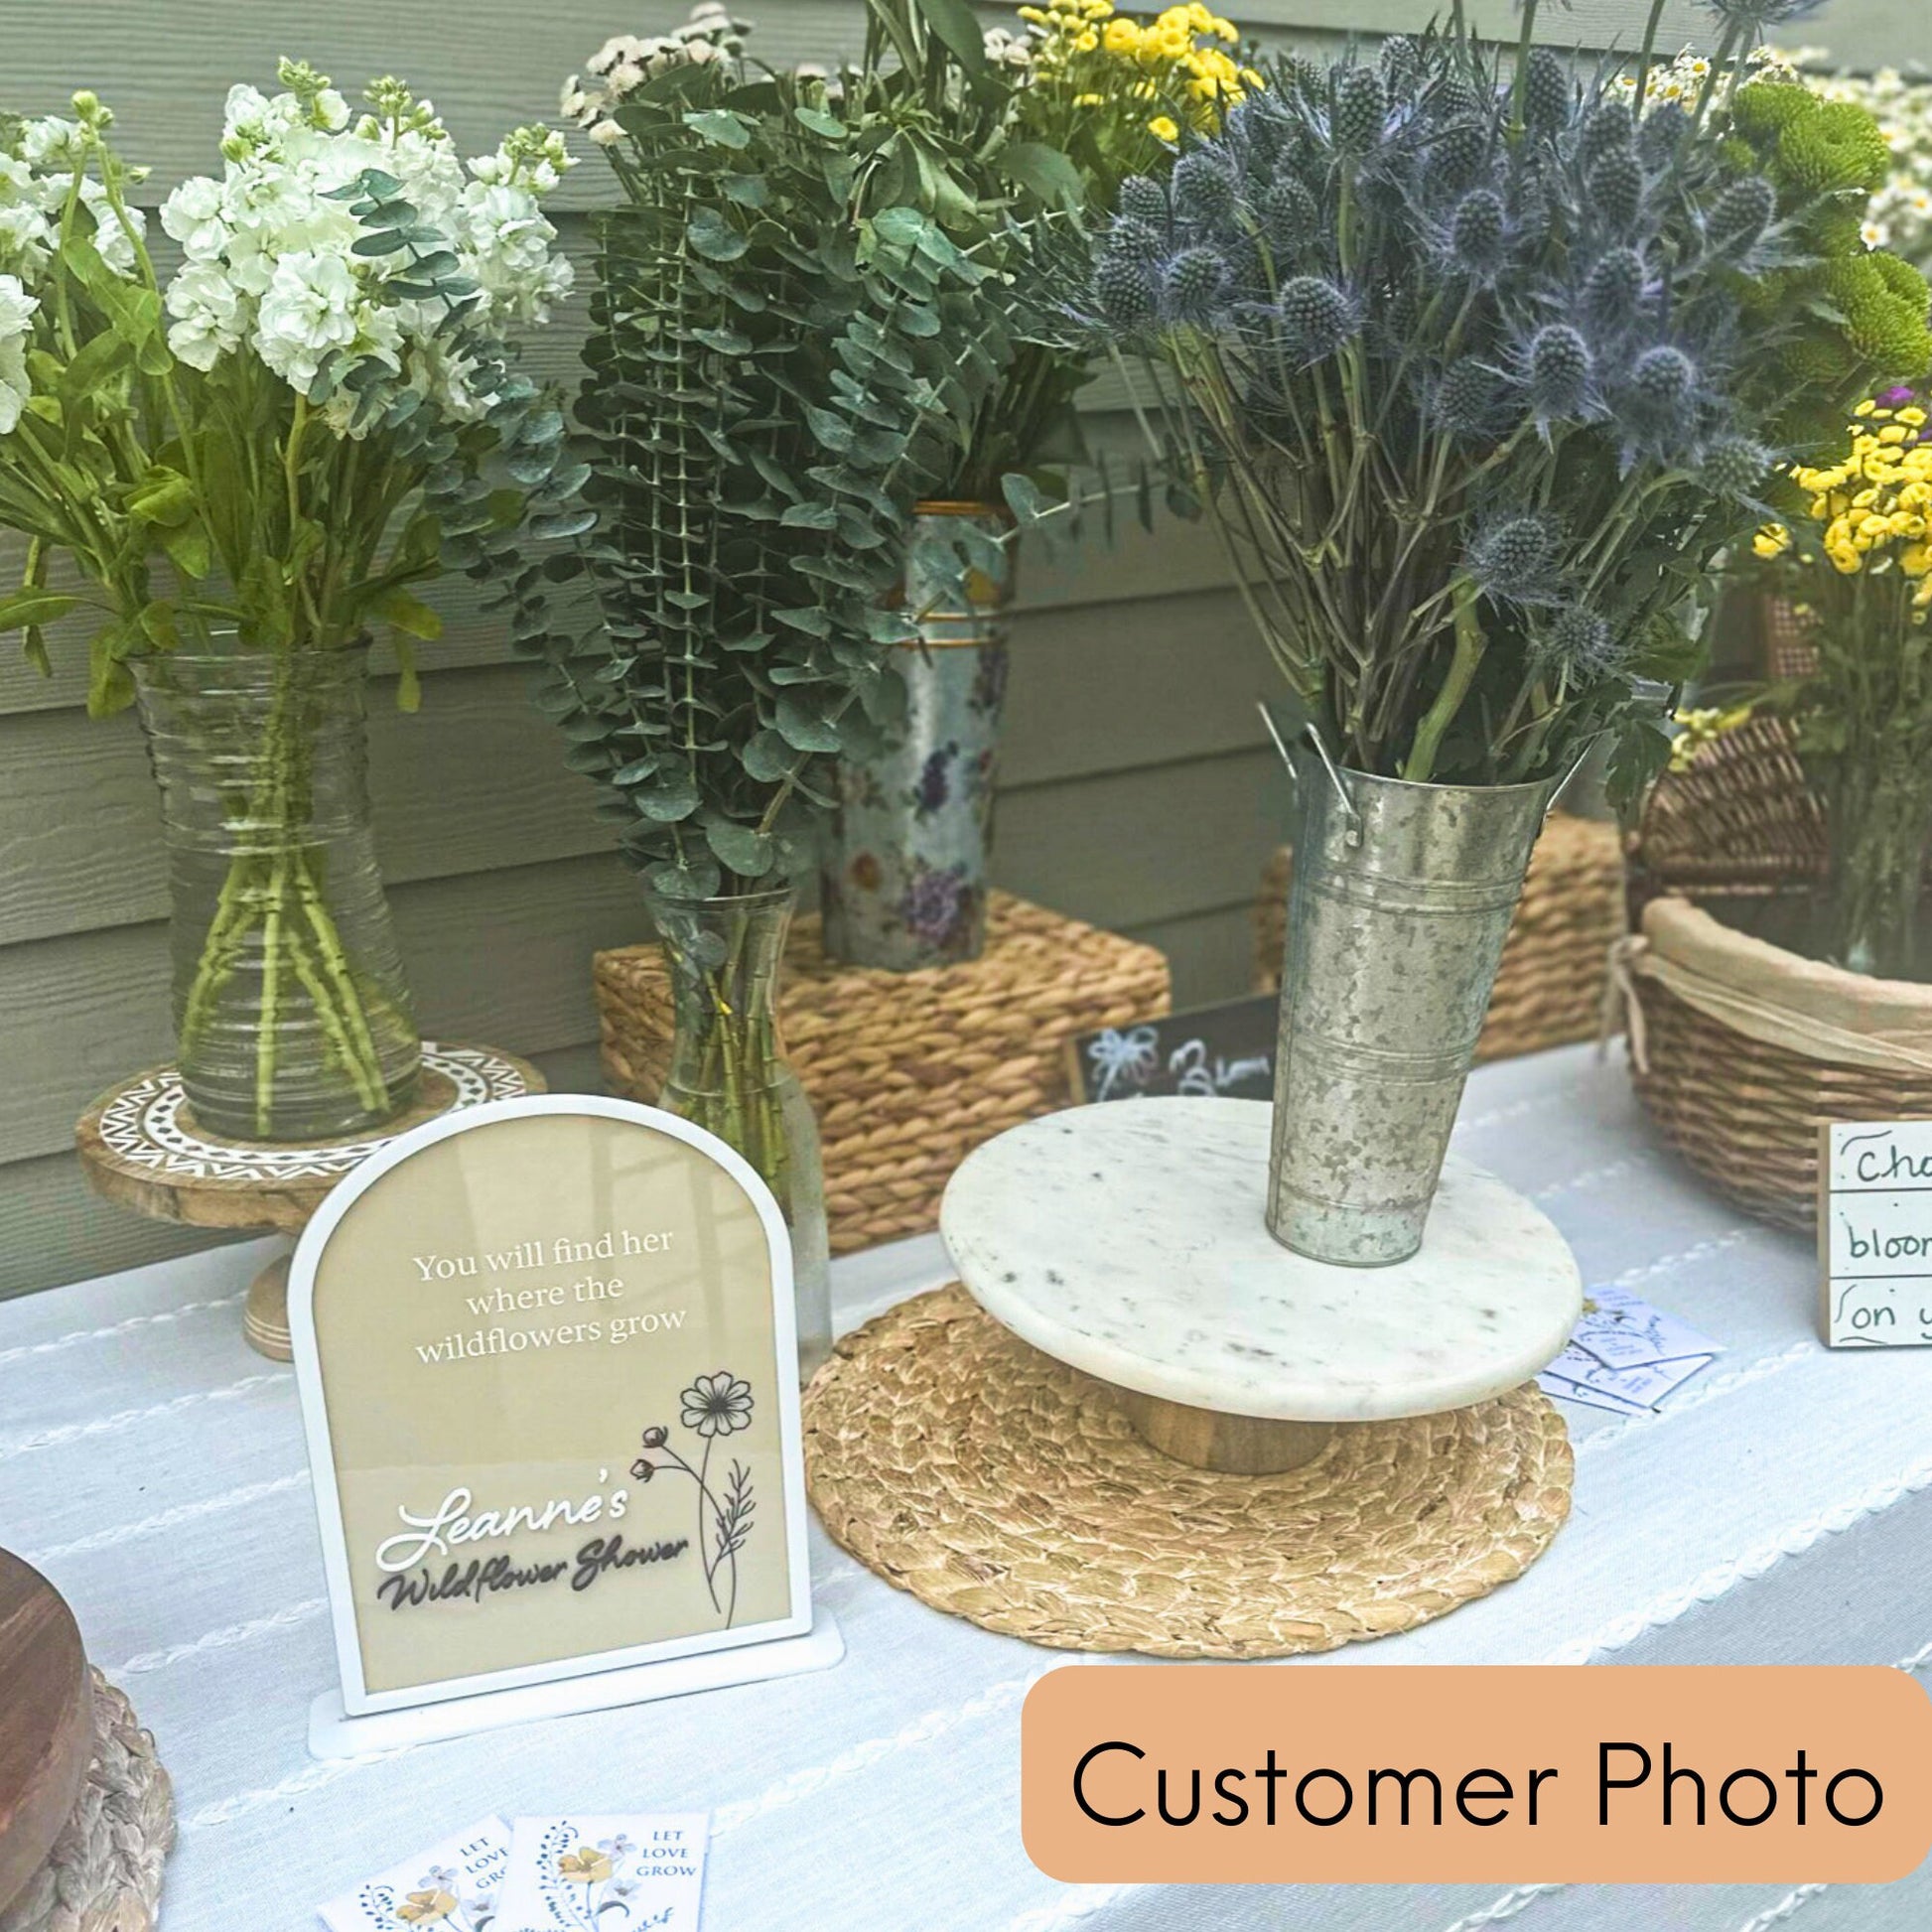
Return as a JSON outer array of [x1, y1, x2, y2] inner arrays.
[[309, 1610, 844, 1758]]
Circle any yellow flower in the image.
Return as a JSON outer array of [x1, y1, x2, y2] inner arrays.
[[1899, 406, 1928, 428], [1148, 114, 1179, 141], [1753, 525, 1792, 559], [1905, 542, 1932, 578], [557, 1848, 614, 1884], [396, 1893, 457, 1925], [1104, 18, 1140, 52]]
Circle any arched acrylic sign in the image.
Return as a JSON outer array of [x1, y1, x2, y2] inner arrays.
[[290, 1096, 839, 1757]]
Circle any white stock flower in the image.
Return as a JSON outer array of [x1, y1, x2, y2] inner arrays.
[[161, 174, 229, 258], [0, 273, 41, 433], [164, 260, 243, 369], [19, 117, 83, 168], [253, 245, 360, 391], [459, 181, 568, 320], [76, 180, 144, 276], [0, 203, 53, 279]]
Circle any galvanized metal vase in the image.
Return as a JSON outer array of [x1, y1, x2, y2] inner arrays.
[[1268, 748, 1562, 1266], [821, 503, 1014, 972]]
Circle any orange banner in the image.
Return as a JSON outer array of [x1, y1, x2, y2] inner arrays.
[[1023, 1666, 1932, 1884]]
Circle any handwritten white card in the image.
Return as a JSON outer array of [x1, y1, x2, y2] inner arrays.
[[1537, 1290, 1718, 1415], [494, 1815, 708, 1931], [320, 1816, 510, 1932], [1822, 1122, 1932, 1348]]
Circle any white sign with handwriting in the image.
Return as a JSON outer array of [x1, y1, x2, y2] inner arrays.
[[1820, 1121, 1932, 1348]]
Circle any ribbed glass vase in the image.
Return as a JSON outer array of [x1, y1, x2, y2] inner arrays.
[[132, 646, 420, 1142], [645, 886, 833, 1381]]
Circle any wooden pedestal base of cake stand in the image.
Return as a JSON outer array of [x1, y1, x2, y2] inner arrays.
[[75, 1041, 543, 1361]]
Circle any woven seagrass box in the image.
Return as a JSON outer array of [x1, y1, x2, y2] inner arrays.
[[1621, 714, 1932, 1231], [596, 892, 1172, 1255], [1253, 810, 1626, 1064]]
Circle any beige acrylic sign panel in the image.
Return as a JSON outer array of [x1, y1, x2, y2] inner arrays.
[[291, 1096, 840, 1757]]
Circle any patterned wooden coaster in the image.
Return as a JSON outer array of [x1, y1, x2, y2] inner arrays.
[[0, 1672, 174, 1932], [75, 1042, 545, 1361], [75, 1041, 543, 1234], [804, 1287, 1574, 1659]]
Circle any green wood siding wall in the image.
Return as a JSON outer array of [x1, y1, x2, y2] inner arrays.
[[0, 0, 1921, 1295]]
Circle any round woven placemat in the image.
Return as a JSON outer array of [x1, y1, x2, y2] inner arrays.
[[804, 1287, 1573, 1659], [0, 1672, 174, 1932]]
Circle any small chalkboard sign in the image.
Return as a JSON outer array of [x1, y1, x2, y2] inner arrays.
[[1064, 995, 1277, 1105], [1820, 1121, 1932, 1347]]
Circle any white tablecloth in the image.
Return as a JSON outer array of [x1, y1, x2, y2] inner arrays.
[[3, 1044, 1929, 1932]]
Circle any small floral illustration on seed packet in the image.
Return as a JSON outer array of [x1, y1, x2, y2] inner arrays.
[[497, 1816, 707, 1930]]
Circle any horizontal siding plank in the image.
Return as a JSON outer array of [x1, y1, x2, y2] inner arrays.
[[0, 1036, 610, 1299], [1122, 899, 1263, 1009], [995, 743, 1288, 935], [1001, 586, 1265, 788]]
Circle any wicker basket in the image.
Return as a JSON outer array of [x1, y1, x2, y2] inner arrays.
[[596, 892, 1172, 1255], [1621, 716, 1932, 1230], [1252, 810, 1626, 1063]]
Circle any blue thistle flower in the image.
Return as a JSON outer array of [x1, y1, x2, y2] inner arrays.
[[1260, 177, 1319, 253], [1433, 358, 1503, 437], [1587, 146, 1646, 232], [1379, 36, 1423, 93], [1162, 245, 1230, 322], [1173, 151, 1237, 225], [1578, 99, 1635, 170], [1118, 176, 1168, 223], [1331, 67, 1387, 155], [1449, 189, 1507, 278], [1696, 0, 1829, 29], [1538, 606, 1623, 678], [1615, 344, 1709, 466], [1096, 254, 1159, 326], [1521, 50, 1574, 138], [1701, 434, 1774, 501], [1465, 511, 1566, 605], [1581, 247, 1648, 338], [1638, 100, 1690, 171], [1631, 344, 1697, 410], [1277, 274, 1353, 363], [1707, 175, 1777, 253], [1526, 324, 1594, 422], [1108, 217, 1169, 263], [1428, 118, 1488, 190]]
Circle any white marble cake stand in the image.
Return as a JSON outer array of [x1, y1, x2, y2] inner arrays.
[[939, 1096, 1582, 1474]]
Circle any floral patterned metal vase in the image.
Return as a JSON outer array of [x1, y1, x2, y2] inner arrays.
[[821, 504, 1015, 972]]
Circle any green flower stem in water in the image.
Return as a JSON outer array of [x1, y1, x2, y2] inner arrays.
[[646, 885, 832, 1376], [655, 892, 799, 1216], [178, 695, 390, 1128], [1824, 752, 1932, 982], [163, 647, 409, 1138]]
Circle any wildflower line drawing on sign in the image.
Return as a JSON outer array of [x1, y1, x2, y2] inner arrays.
[[629, 1371, 757, 1627]]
